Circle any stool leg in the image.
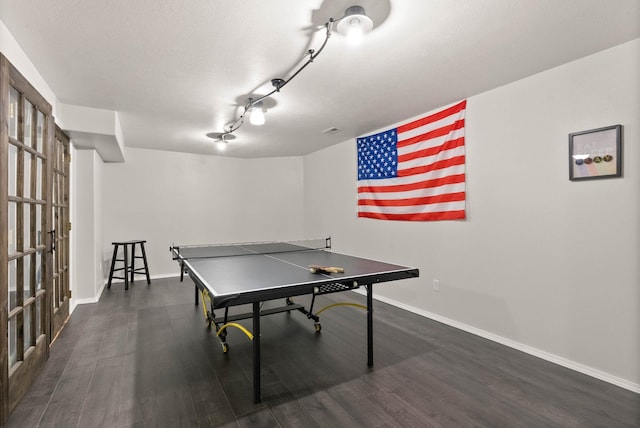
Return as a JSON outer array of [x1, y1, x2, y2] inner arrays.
[[130, 243, 136, 284], [123, 244, 129, 291], [140, 242, 151, 285], [107, 244, 119, 289]]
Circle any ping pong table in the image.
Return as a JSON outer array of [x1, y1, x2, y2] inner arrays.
[[170, 237, 419, 403]]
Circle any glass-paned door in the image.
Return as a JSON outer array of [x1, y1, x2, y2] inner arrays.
[[1, 53, 54, 423], [51, 127, 70, 338]]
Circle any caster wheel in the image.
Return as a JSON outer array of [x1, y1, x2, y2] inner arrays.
[[314, 323, 322, 332], [222, 342, 229, 353]]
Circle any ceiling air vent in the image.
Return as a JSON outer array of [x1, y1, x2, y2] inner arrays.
[[321, 127, 342, 135]]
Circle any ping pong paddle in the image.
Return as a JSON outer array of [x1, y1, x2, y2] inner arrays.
[[309, 265, 344, 274]]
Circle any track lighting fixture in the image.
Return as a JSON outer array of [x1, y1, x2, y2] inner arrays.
[[206, 131, 235, 151], [208, 5, 373, 149]]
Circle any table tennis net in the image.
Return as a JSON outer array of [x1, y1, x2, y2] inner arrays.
[[172, 237, 331, 260]]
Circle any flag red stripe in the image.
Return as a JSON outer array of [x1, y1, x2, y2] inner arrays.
[[398, 137, 465, 163], [397, 120, 465, 149], [358, 210, 466, 221], [358, 192, 466, 207], [358, 173, 465, 194], [397, 100, 467, 134], [400, 155, 465, 177]]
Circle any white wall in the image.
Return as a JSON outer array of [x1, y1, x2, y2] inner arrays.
[[72, 150, 105, 303], [94, 154, 104, 291], [0, 20, 58, 119], [303, 39, 640, 391], [100, 147, 305, 278]]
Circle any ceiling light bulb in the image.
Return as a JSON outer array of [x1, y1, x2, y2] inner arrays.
[[216, 141, 227, 150], [346, 18, 364, 45], [336, 5, 373, 45], [249, 101, 265, 126]]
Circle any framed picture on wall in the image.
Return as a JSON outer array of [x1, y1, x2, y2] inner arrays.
[[569, 124, 622, 181]]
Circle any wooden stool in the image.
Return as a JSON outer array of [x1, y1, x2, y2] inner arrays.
[[107, 240, 151, 290]]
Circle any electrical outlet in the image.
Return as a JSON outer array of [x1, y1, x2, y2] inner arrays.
[[433, 279, 439, 291]]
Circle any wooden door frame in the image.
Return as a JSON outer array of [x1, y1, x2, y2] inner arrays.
[[0, 53, 54, 425], [0, 51, 10, 428]]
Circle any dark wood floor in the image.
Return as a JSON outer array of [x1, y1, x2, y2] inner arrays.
[[7, 277, 639, 427]]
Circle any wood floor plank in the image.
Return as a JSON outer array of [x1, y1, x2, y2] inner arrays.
[[299, 389, 362, 427]]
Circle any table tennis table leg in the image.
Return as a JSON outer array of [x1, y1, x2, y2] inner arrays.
[[252, 302, 261, 403], [367, 284, 373, 367]]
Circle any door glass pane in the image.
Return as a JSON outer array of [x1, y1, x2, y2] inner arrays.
[[62, 146, 68, 175], [9, 86, 19, 139], [24, 151, 32, 199], [9, 201, 17, 254], [56, 138, 61, 169], [36, 110, 44, 152], [8, 259, 17, 310], [36, 251, 42, 291], [36, 297, 42, 336], [57, 207, 63, 243], [24, 100, 34, 147], [36, 204, 42, 246], [52, 173, 57, 204], [36, 157, 43, 200], [24, 305, 32, 349], [52, 277, 58, 309], [23, 203, 31, 250], [9, 143, 18, 196], [23, 254, 32, 298], [9, 316, 17, 368]]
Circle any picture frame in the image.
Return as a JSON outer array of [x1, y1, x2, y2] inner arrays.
[[569, 124, 622, 181]]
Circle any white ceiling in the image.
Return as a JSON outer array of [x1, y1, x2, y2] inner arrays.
[[1, 0, 639, 159]]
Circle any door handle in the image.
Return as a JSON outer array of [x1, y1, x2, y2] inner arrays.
[[48, 229, 56, 253]]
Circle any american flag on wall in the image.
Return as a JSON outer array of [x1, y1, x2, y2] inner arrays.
[[357, 100, 467, 221]]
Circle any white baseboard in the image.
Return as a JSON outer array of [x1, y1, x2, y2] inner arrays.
[[103, 272, 178, 284], [145, 273, 179, 280], [70, 282, 105, 313], [367, 292, 640, 394]]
